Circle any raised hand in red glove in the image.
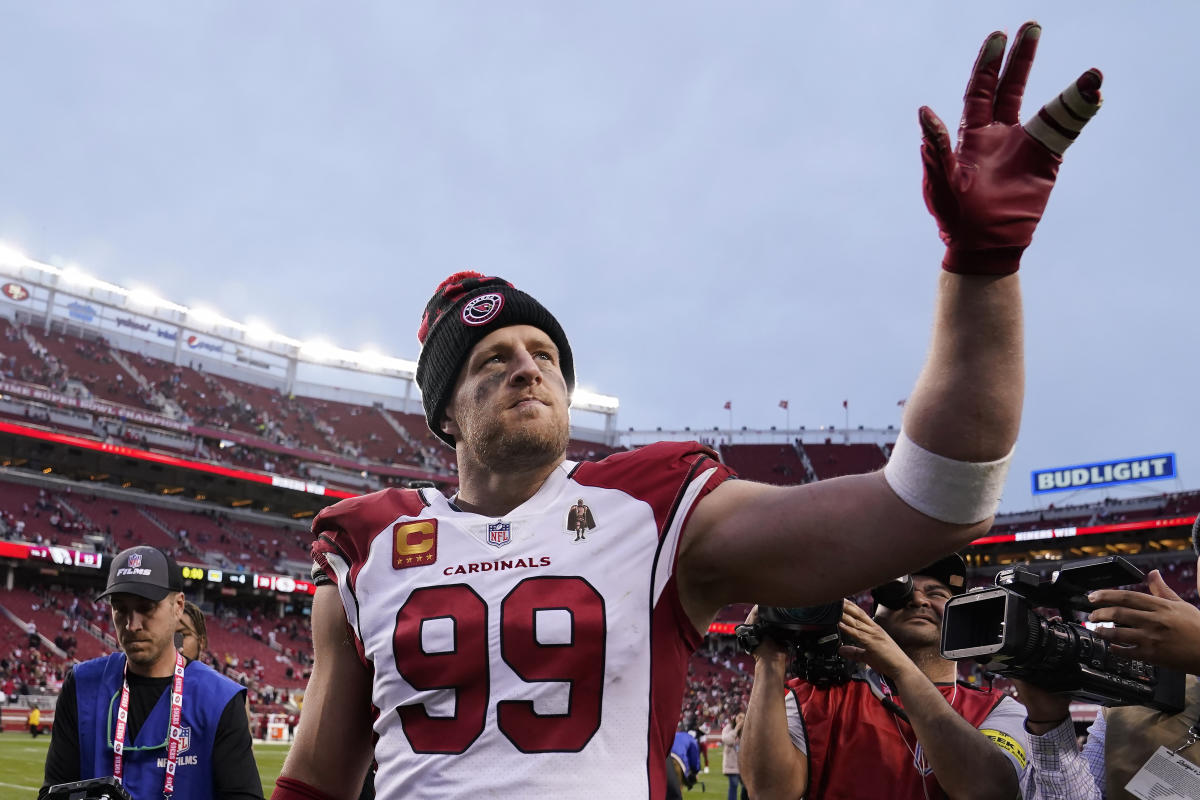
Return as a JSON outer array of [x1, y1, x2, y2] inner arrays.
[[921, 22, 1103, 275]]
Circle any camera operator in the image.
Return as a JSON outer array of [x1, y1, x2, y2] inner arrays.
[[40, 546, 263, 800], [1015, 519, 1200, 800], [740, 555, 1029, 800]]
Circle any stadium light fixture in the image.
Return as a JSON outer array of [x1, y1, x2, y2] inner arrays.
[[353, 348, 417, 373], [571, 388, 620, 412], [300, 339, 337, 361], [61, 266, 95, 286], [187, 305, 228, 327], [128, 286, 185, 312], [354, 348, 387, 371], [245, 320, 277, 343], [0, 242, 29, 266], [61, 265, 125, 294]]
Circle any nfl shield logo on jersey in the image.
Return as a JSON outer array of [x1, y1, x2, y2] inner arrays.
[[487, 521, 511, 548], [178, 727, 191, 754]]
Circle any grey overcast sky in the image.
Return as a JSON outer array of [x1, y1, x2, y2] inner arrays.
[[0, 2, 1193, 513]]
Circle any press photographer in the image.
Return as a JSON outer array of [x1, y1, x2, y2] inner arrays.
[[1010, 518, 1200, 800], [40, 546, 263, 800], [739, 555, 1029, 800]]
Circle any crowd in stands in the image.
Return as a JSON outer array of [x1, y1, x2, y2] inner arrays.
[[0, 317, 644, 490], [679, 642, 754, 734]]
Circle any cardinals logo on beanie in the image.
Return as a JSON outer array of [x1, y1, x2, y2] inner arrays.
[[415, 271, 575, 447]]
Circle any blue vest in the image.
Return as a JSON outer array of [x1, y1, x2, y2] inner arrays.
[[74, 652, 244, 800]]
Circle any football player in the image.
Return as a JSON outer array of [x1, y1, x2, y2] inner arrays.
[[273, 21, 1102, 800]]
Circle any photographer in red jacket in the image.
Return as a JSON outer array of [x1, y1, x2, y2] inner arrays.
[[740, 555, 1028, 800]]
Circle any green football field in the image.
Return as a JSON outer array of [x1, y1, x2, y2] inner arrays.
[[0, 733, 732, 798]]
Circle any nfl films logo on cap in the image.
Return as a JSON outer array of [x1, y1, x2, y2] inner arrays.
[[128, 553, 142, 569], [487, 521, 511, 548], [461, 293, 504, 326]]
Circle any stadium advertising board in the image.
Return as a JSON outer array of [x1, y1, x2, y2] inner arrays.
[[184, 565, 314, 595], [0, 419, 356, 499], [970, 514, 1197, 546], [1031, 453, 1177, 495], [0, 379, 190, 432]]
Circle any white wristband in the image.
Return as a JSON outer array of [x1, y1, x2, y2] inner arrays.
[[883, 431, 1013, 525]]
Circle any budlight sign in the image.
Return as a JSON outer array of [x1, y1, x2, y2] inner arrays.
[[1032, 453, 1177, 495]]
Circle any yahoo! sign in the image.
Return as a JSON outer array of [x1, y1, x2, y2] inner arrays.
[[1032, 453, 1177, 494]]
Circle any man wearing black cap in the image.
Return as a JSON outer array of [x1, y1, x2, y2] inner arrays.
[[40, 546, 263, 800], [276, 24, 1103, 800], [740, 555, 1030, 800]]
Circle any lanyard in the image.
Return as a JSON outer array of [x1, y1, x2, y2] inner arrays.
[[1173, 721, 1200, 755], [113, 651, 186, 797]]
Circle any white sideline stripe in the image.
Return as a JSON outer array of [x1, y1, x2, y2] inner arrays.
[[0, 781, 39, 790]]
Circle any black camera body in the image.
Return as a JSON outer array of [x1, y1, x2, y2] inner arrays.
[[940, 556, 1184, 712], [44, 777, 133, 800], [737, 576, 915, 687]]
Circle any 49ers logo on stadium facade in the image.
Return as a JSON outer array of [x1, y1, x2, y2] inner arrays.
[[461, 293, 504, 326], [2, 283, 29, 302]]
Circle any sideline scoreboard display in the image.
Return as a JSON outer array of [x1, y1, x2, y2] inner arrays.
[[1032, 453, 1177, 494]]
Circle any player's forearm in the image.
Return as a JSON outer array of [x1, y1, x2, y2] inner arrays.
[[891, 665, 1019, 800], [903, 273, 1023, 462], [740, 657, 806, 800], [279, 587, 374, 799]]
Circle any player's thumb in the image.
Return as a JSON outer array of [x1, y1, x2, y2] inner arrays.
[[1147, 570, 1182, 602]]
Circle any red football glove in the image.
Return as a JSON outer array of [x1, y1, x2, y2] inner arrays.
[[920, 22, 1103, 275]]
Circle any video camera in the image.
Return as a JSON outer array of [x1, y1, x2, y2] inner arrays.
[[735, 576, 915, 687], [940, 556, 1184, 712], [44, 777, 133, 800]]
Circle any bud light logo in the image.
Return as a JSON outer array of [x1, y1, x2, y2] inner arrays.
[[1032, 453, 1177, 494], [128, 553, 142, 569]]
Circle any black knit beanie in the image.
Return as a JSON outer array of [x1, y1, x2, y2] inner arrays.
[[416, 271, 575, 447]]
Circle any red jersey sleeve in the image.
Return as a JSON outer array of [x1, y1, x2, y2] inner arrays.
[[310, 488, 430, 594]]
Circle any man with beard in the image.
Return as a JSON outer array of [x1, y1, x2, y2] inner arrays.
[[740, 555, 1030, 800], [274, 22, 1103, 800], [41, 546, 261, 800]]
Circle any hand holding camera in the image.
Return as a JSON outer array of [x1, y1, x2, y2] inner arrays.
[[1086, 569, 1200, 676], [836, 599, 915, 682], [940, 556, 1185, 712]]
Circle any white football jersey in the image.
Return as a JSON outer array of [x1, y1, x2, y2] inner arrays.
[[311, 441, 733, 798]]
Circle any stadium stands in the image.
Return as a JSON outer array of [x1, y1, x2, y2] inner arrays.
[[718, 443, 807, 485], [0, 587, 108, 662], [1, 290, 1196, 748], [801, 441, 890, 480]]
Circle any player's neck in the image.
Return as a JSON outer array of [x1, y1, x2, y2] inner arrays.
[[453, 456, 564, 518]]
